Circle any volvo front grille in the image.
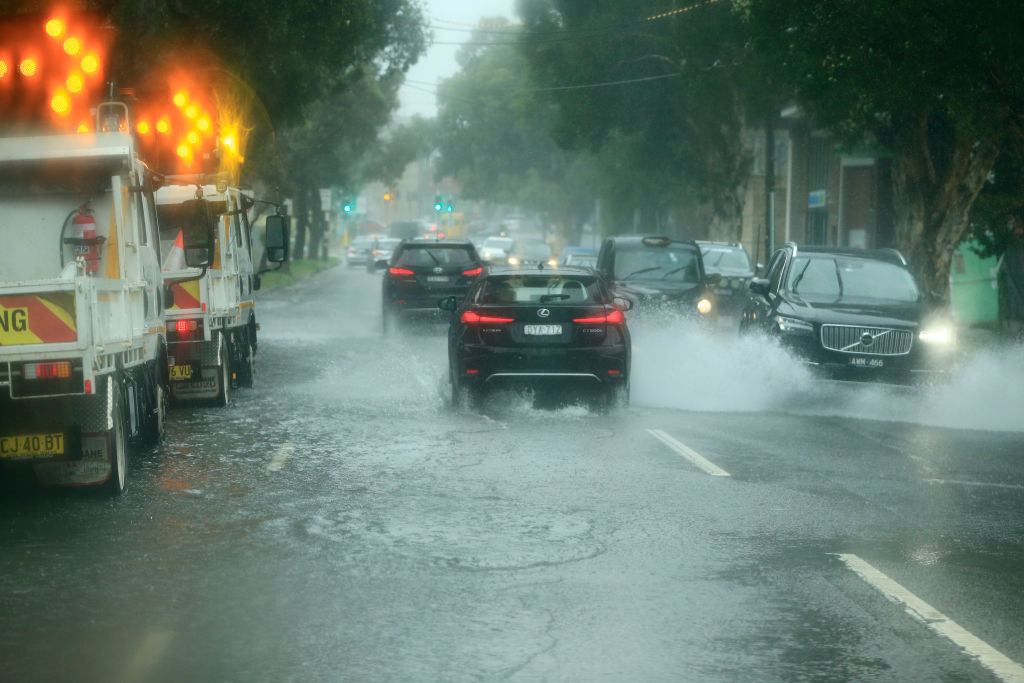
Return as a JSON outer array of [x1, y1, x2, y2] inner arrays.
[[820, 324, 913, 355]]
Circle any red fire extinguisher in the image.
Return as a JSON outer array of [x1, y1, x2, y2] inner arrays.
[[72, 210, 100, 273]]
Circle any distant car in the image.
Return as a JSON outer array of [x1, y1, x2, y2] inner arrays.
[[740, 242, 956, 383], [560, 246, 598, 269], [596, 235, 718, 317], [367, 237, 402, 272], [346, 235, 376, 267], [507, 239, 556, 267], [479, 236, 514, 264], [697, 241, 758, 319], [382, 240, 482, 332], [439, 265, 631, 409]]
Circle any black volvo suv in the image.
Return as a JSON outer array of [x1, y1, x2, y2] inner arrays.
[[740, 243, 956, 383]]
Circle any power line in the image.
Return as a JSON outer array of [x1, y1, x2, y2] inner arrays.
[[535, 72, 681, 92]]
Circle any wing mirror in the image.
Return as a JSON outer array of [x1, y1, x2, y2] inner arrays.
[[179, 199, 215, 268], [265, 214, 290, 263], [612, 296, 634, 311], [749, 278, 770, 297], [438, 295, 459, 312]]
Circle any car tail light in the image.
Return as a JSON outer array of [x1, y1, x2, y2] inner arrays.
[[461, 310, 514, 324], [24, 361, 72, 380], [389, 267, 415, 276], [572, 310, 624, 324], [461, 266, 483, 277]]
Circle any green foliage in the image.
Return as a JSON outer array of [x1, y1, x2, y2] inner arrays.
[[360, 116, 437, 186]]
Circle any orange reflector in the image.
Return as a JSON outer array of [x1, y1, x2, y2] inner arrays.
[[25, 361, 72, 380], [63, 37, 81, 55], [20, 59, 37, 77]]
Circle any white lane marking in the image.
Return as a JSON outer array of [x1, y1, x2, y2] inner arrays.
[[267, 443, 294, 472], [646, 429, 730, 477], [117, 630, 174, 683], [925, 479, 1024, 491], [835, 553, 1024, 683]]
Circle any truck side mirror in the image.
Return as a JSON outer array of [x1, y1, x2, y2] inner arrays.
[[265, 214, 290, 263], [180, 198, 215, 268]]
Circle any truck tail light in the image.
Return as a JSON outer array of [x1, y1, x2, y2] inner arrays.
[[24, 361, 72, 380]]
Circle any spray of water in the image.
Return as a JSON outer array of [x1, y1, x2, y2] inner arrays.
[[629, 314, 1024, 433]]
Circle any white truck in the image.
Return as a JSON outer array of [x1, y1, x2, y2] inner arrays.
[[155, 177, 281, 404], [0, 101, 200, 493]]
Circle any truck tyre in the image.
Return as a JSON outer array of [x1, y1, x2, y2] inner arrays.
[[216, 337, 232, 407], [140, 361, 167, 447], [235, 341, 255, 388], [104, 378, 129, 495]]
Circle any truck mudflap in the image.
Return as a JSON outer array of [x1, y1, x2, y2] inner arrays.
[[0, 380, 117, 487], [168, 335, 222, 401]]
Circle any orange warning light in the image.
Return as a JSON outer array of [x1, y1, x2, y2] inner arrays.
[[173, 92, 186, 107], [176, 144, 190, 159], [66, 74, 83, 92], [20, 59, 38, 77], [76, 122, 90, 133], [63, 37, 81, 56], [81, 54, 98, 74], [184, 104, 198, 119], [156, 119, 170, 134], [0, 60, 7, 79], [51, 92, 71, 115], [197, 116, 211, 131], [46, 19, 65, 38], [186, 130, 199, 145], [137, 121, 151, 135]]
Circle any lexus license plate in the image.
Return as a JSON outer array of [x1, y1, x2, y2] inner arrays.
[[849, 357, 884, 368], [0, 433, 65, 459], [427, 276, 449, 283], [524, 324, 562, 335]]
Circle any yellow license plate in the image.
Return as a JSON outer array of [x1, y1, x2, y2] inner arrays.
[[0, 433, 65, 459], [169, 364, 193, 380]]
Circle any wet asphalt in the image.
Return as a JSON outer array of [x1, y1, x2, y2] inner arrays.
[[1, 263, 1022, 682]]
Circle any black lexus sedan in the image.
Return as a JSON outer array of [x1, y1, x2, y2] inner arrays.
[[596, 235, 718, 318], [740, 243, 956, 383], [382, 239, 482, 332], [439, 265, 631, 408]]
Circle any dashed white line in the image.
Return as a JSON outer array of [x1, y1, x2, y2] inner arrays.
[[925, 479, 1024, 491], [835, 553, 1024, 683], [646, 429, 730, 477], [117, 630, 174, 683], [267, 443, 294, 472]]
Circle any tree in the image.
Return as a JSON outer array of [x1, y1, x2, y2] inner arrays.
[[743, 0, 1024, 294], [517, 0, 778, 240]]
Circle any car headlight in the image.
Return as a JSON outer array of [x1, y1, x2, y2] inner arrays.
[[919, 325, 954, 345], [697, 298, 712, 315], [483, 250, 492, 259], [508, 256, 520, 265], [776, 315, 813, 333]]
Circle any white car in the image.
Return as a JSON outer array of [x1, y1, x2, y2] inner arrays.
[[480, 236, 514, 264]]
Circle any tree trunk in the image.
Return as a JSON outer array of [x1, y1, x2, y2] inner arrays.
[[293, 190, 308, 261], [891, 112, 1001, 296]]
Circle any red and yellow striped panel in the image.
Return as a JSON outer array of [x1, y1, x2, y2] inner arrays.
[[167, 280, 201, 311], [0, 293, 77, 346]]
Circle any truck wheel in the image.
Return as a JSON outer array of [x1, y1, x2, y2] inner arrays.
[[104, 379, 129, 495], [141, 381, 166, 447], [216, 339, 232, 407], [235, 341, 255, 388]]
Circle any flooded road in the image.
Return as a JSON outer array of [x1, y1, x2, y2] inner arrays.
[[2, 265, 1022, 682]]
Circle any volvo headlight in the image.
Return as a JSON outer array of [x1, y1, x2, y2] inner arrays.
[[919, 325, 953, 345], [776, 315, 813, 333], [697, 298, 712, 315]]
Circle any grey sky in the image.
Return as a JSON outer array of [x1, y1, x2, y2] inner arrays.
[[398, 0, 518, 119]]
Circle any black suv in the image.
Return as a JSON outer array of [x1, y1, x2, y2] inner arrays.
[[439, 265, 631, 408], [697, 240, 758, 319], [382, 239, 482, 332], [596, 235, 718, 317], [740, 243, 956, 383]]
